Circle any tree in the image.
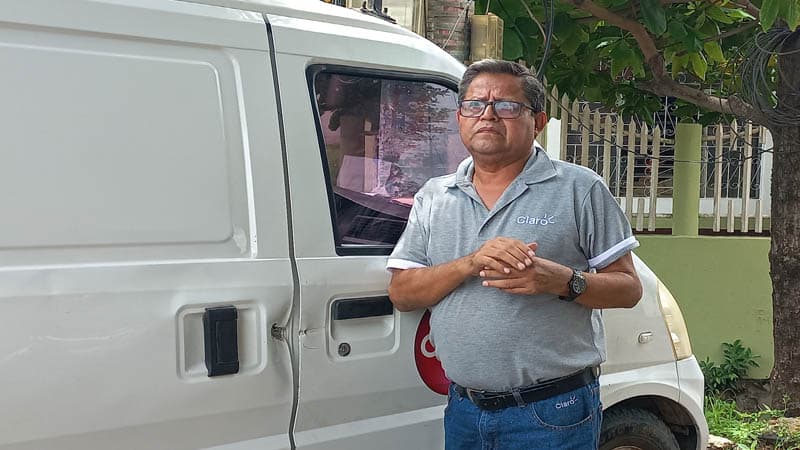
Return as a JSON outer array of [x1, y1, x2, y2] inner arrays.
[[474, 0, 800, 413]]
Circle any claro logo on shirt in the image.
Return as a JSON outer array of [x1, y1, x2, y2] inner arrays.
[[516, 214, 556, 226]]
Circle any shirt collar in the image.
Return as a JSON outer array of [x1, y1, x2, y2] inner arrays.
[[446, 144, 558, 188]]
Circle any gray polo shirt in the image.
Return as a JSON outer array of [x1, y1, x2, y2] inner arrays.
[[387, 148, 639, 391]]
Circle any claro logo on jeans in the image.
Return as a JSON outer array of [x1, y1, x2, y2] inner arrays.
[[516, 214, 556, 225], [555, 396, 577, 409]]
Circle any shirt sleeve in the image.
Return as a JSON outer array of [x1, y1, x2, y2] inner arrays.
[[578, 180, 639, 270], [386, 187, 431, 270]]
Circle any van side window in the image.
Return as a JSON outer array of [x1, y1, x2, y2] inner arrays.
[[312, 70, 468, 255]]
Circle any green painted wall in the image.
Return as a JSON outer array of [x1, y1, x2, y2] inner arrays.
[[635, 236, 773, 378]]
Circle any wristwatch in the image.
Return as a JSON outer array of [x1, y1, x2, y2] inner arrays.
[[559, 269, 587, 302]]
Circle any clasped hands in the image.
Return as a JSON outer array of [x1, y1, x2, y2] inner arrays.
[[467, 237, 570, 296]]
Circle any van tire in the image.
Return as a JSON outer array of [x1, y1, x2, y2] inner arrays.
[[599, 408, 679, 450]]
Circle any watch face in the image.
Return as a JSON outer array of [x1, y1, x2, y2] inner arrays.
[[571, 272, 587, 295]]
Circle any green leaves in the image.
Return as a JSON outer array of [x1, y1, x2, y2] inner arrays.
[[689, 52, 708, 79], [760, 0, 800, 31], [609, 41, 645, 78], [706, 6, 734, 24], [640, 0, 667, 35], [502, 29, 524, 61], [699, 339, 759, 397], [787, 1, 800, 31], [670, 53, 691, 77], [668, 20, 688, 40], [477, 0, 775, 121], [725, 8, 755, 22], [704, 41, 725, 63], [761, 0, 782, 31], [553, 13, 589, 56]]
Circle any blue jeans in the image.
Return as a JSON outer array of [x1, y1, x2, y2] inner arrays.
[[444, 380, 602, 450]]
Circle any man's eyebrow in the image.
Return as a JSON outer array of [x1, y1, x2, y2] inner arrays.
[[463, 97, 520, 102]]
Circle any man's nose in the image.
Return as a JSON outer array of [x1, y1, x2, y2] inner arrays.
[[479, 103, 499, 120]]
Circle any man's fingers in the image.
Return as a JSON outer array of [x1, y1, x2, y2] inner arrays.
[[479, 268, 525, 279], [476, 255, 512, 274], [481, 278, 525, 289], [475, 238, 536, 272], [476, 250, 521, 271], [499, 239, 534, 266], [491, 242, 533, 269], [496, 249, 528, 270], [508, 246, 533, 267]]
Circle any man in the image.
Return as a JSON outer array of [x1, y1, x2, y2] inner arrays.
[[386, 59, 642, 449]]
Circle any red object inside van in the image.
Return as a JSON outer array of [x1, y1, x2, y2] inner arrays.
[[414, 309, 449, 395]]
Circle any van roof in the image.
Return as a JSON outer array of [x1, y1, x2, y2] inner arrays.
[[179, 0, 419, 37]]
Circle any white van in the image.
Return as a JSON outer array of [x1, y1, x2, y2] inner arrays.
[[0, 1, 708, 449]]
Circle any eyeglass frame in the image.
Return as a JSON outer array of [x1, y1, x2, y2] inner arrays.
[[457, 99, 539, 119]]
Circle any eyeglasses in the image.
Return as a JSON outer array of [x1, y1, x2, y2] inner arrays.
[[458, 100, 537, 119]]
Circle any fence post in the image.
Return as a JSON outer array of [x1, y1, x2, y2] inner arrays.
[[673, 123, 702, 236]]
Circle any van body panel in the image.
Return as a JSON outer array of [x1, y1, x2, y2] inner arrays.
[[0, 2, 293, 449], [200, 435, 295, 450], [266, 14, 464, 83], [2, 41, 234, 249], [0, 263, 294, 450], [184, 0, 422, 38], [293, 405, 445, 450], [4, 0, 267, 50], [600, 360, 681, 407], [601, 256, 676, 374], [601, 358, 708, 450], [677, 356, 710, 450], [0, 1, 280, 265]]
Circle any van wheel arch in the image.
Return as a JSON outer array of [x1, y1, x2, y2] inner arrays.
[[602, 396, 699, 450]]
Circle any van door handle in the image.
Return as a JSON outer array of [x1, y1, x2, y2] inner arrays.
[[332, 296, 394, 320], [203, 306, 239, 377]]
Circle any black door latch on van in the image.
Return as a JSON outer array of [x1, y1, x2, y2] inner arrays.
[[203, 306, 240, 377]]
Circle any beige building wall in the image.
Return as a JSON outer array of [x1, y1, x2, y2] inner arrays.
[[382, 0, 417, 30], [343, 0, 421, 33]]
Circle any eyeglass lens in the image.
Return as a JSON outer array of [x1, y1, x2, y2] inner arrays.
[[460, 100, 523, 118]]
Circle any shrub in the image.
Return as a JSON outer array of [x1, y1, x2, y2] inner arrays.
[[699, 339, 760, 397]]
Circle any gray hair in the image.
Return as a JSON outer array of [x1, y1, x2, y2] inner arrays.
[[458, 59, 544, 113]]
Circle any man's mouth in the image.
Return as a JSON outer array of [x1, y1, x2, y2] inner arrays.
[[476, 127, 501, 134]]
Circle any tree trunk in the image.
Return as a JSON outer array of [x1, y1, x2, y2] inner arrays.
[[769, 28, 800, 416]]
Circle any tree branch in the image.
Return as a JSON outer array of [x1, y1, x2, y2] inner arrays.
[[566, 0, 767, 124], [564, 0, 660, 61], [705, 21, 759, 42], [669, 20, 759, 57], [637, 77, 767, 124]]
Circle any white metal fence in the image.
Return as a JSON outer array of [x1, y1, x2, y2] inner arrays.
[[542, 87, 772, 234]]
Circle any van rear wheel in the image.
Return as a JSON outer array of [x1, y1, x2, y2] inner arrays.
[[599, 408, 679, 450]]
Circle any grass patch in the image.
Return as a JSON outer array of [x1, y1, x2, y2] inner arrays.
[[705, 396, 800, 449]]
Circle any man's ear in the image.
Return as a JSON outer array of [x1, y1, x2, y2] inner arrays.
[[534, 111, 548, 134]]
